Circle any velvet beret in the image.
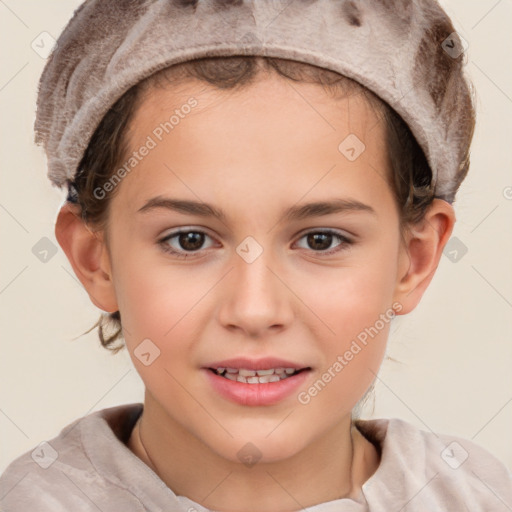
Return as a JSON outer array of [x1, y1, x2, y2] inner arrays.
[[34, 0, 474, 202]]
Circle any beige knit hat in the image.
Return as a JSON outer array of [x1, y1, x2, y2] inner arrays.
[[34, 0, 474, 202]]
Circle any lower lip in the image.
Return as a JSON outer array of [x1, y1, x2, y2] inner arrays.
[[203, 369, 311, 406]]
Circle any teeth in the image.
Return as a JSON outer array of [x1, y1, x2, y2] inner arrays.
[[239, 369, 256, 377], [256, 369, 274, 376], [214, 366, 303, 384]]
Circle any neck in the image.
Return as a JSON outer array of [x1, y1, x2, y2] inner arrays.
[[127, 395, 379, 512]]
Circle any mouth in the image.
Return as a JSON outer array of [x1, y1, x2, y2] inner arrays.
[[203, 358, 312, 406], [208, 366, 310, 384]]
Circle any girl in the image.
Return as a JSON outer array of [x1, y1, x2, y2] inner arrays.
[[1, 0, 511, 510]]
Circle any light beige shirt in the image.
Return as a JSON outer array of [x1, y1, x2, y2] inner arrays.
[[1, 403, 511, 511]]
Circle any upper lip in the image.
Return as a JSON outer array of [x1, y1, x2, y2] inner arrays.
[[204, 357, 311, 371]]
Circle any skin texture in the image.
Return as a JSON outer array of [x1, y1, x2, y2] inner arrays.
[[55, 72, 455, 511]]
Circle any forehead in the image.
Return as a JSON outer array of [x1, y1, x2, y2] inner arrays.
[[114, 74, 390, 216]]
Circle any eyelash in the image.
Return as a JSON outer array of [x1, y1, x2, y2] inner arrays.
[[158, 228, 353, 259]]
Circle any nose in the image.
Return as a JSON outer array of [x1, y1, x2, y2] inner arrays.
[[217, 243, 294, 338]]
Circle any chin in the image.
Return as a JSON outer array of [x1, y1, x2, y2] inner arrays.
[[207, 427, 310, 466]]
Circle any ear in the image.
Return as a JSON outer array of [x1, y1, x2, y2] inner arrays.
[[55, 202, 118, 313], [392, 199, 456, 315]]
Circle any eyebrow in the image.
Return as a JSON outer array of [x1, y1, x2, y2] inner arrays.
[[137, 196, 376, 222]]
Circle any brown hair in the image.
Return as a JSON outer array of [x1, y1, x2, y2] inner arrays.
[[70, 56, 475, 352]]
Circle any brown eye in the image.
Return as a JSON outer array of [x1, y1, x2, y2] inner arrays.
[[176, 232, 205, 251], [306, 233, 333, 251], [295, 230, 352, 255], [159, 229, 214, 258]]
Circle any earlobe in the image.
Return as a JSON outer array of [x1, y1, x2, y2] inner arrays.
[[393, 199, 456, 315], [55, 203, 118, 313]]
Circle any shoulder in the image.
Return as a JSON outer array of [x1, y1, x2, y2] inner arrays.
[[355, 417, 512, 511], [0, 403, 145, 511], [0, 415, 99, 511]]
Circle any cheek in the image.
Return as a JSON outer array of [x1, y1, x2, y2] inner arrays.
[[289, 246, 398, 407], [293, 246, 398, 341], [115, 260, 210, 414], [114, 247, 203, 337], [114, 254, 214, 380], [296, 274, 392, 415]]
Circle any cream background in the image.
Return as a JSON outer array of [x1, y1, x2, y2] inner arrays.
[[1, 0, 511, 475]]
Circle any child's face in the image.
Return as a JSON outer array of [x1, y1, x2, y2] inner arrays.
[[101, 74, 410, 461]]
